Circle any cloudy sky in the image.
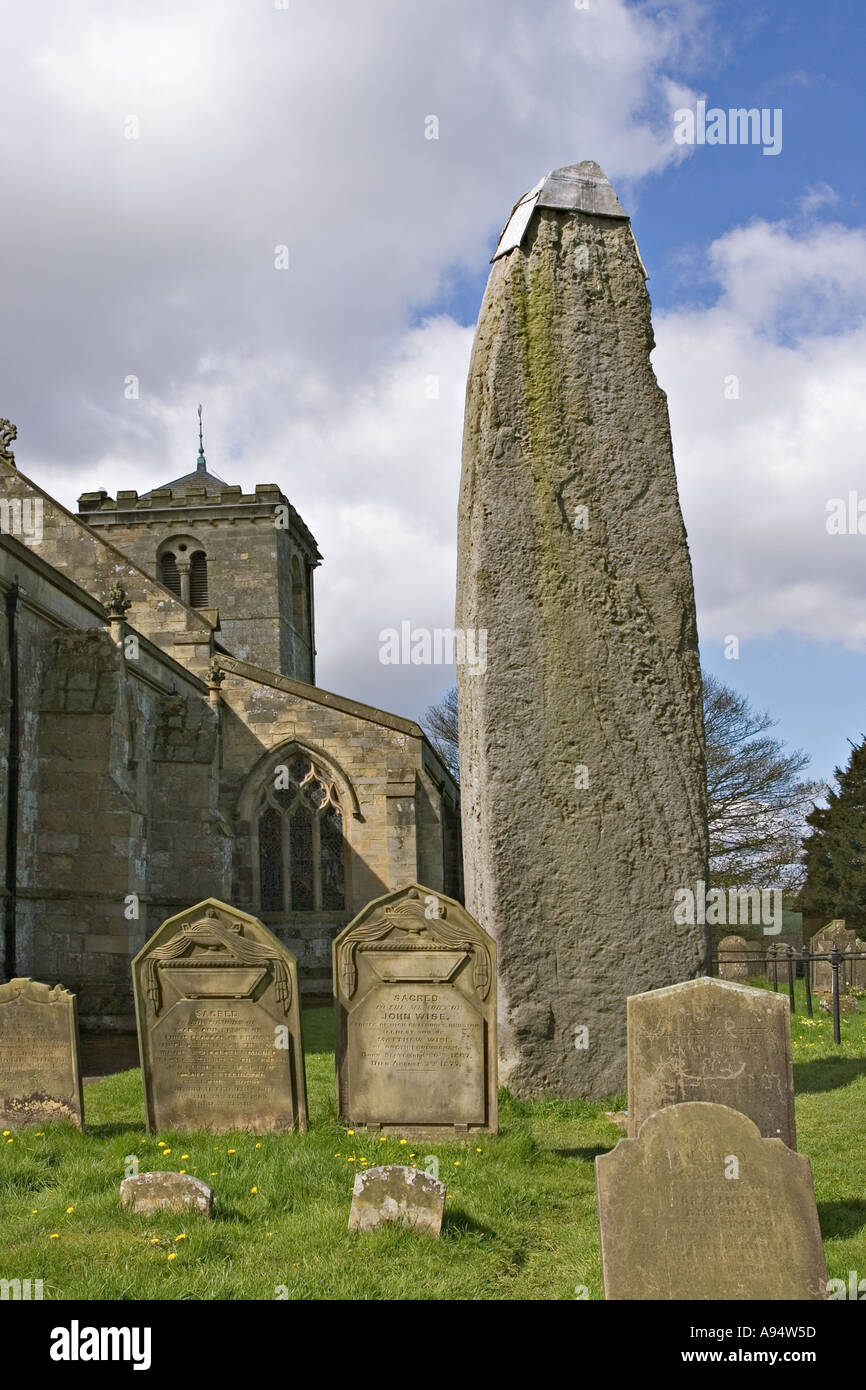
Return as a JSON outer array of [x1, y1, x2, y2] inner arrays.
[[2, 0, 864, 783]]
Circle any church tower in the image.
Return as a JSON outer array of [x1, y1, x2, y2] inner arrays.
[[77, 408, 320, 681]]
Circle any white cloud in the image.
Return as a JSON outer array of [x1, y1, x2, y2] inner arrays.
[[654, 216, 866, 657], [1, 0, 709, 718]]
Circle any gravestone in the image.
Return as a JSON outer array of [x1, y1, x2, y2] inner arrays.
[[810, 919, 856, 994], [132, 898, 306, 1133], [0, 978, 84, 1129], [120, 1172, 213, 1216], [852, 940, 866, 991], [334, 884, 497, 1137], [348, 1165, 446, 1235], [456, 160, 708, 1099], [628, 977, 795, 1148], [596, 1102, 828, 1300], [717, 936, 750, 982]]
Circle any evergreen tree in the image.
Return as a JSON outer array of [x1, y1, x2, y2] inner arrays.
[[800, 737, 866, 921]]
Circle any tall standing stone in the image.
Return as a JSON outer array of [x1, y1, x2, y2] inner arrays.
[[456, 161, 708, 1096]]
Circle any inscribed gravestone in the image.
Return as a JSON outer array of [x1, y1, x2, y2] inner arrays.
[[132, 898, 306, 1133], [334, 884, 497, 1137], [348, 1165, 446, 1235], [717, 936, 749, 982], [628, 977, 795, 1148], [0, 978, 84, 1129], [596, 1102, 828, 1300], [810, 920, 856, 994]]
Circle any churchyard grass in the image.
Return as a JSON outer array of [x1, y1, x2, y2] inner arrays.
[[1, 997, 864, 1300]]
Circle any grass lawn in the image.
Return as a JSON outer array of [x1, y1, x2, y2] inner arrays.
[[1, 989, 865, 1301]]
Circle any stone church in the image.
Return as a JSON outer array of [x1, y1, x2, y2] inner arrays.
[[0, 419, 461, 1031]]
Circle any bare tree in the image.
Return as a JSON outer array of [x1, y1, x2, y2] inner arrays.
[[422, 685, 459, 779]]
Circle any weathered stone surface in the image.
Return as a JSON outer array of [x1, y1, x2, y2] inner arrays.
[[0, 978, 83, 1128], [120, 1171, 213, 1216], [334, 884, 497, 1136], [810, 920, 857, 993], [596, 1102, 828, 1300], [628, 977, 795, 1147], [717, 935, 750, 982], [132, 898, 307, 1133], [456, 160, 708, 1098], [348, 1165, 446, 1235]]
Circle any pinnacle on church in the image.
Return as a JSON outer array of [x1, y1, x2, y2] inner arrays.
[[196, 403, 207, 473]]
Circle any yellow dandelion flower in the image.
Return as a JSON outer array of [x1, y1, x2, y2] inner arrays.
[[163, 1149, 171, 1155], [1, 1130, 9, 1136], [334, 1153, 341, 1157], [347, 1156, 355, 1162], [250, 1186, 258, 1194], [30, 1209, 38, 1215], [210, 1171, 217, 1176], [6, 1138, 13, 1144], [476, 1147, 482, 1153], [50, 1233, 60, 1239], [181, 1154, 189, 1160], [255, 1142, 261, 1148], [150, 1238, 160, 1245], [174, 1234, 187, 1242], [399, 1139, 408, 1145], [227, 1148, 236, 1154], [379, 1136, 387, 1143], [346, 1129, 354, 1136], [266, 1232, 274, 1238], [66, 1206, 75, 1213], [453, 1161, 460, 1167], [179, 1170, 186, 1175], [167, 1252, 177, 1260]]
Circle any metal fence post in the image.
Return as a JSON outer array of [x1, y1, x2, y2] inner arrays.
[[830, 947, 842, 1046], [802, 945, 813, 1018]]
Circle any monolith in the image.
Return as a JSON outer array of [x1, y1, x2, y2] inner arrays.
[[456, 161, 708, 1097]]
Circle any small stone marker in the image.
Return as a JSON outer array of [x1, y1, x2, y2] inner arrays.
[[120, 1171, 213, 1216], [596, 1102, 828, 1300], [717, 935, 750, 982], [0, 978, 84, 1129], [627, 977, 796, 1148], [334, 884, 497, 1137], [348, 1165, 446, 1236], [132, 898, 307, 1133]]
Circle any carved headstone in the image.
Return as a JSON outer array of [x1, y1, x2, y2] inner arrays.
[[810, 919, 857, 994], [0, 978, 83, 1129], [120, 1172, 213, 1216], [456, 160, 708, 1099], [348, 1165, 446, 1235], [132, 898, 306, 1133], [596, 1102, 828, 1300], [334, 884, 497, 1137], [717, 935, 750, 982], [628, 977, 795, 1148]]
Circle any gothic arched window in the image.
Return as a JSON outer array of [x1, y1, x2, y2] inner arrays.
[[257, 755, 345, 913]]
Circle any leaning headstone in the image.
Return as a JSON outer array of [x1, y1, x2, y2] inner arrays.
[[717, 935, 750, 982], [456, 159, 708, 1099], [596, 1102, 828, 1300], [0, 978, 84, 1129], [810, 919, 857, 993], [348, 1165, 446, 1236], [132, 898, 306, 1133], [628, 977, 796, 1148], [334, 884, 497, 1136], [120, 1172, 213, 1216]]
